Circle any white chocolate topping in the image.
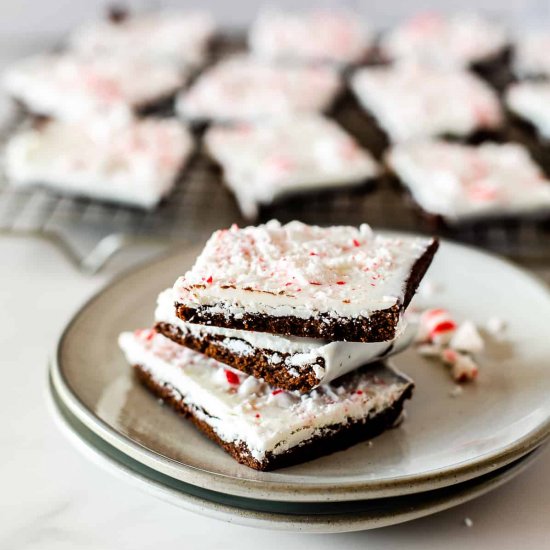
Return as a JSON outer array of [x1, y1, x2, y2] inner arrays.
[[387, 140, 550, 222], [176, 55, 341, 123], [173, 220, 435, 320], [249, 9, 373, 65], [351, 63, 503, 142], [119, 330, 412, 461], [3, 53, 187, 121], [506, 81, 550, 140], [513, 31, 550, 78], [155, 288, 402, 385], [69, 11, 216, 67], [381, 12, 508, 68], [205, 114, 380, 219], [5, 117, 194, 209]]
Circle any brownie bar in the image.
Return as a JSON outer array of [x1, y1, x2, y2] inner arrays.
[[174, 221, 438, 343], [135, 362, 412, 471], [120, 330, 414, 471]]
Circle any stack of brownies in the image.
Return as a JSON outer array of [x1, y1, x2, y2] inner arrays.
[[119, 220, 438, 470]]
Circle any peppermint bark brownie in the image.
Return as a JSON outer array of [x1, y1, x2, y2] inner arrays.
[[176, 55, 341, 124], [350, 63, 503, 146], [119, 330, 414, 471], [249, 9, 374, 66], [380, 12, 509, 71], [4, 117, 194, 208], [3, 53, 188, 121], [155, 289, 404, 393], [69, 10, 216, 68], [386, 141, 550, 224], [173, 220, 438, 342], [204, 115, 380, 219]]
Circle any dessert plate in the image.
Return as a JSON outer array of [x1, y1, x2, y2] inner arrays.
[[51, 234, 550, 502], [49, 376, 547, 533]]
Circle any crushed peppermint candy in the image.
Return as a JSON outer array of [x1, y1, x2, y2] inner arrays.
[[415, 308, 483, 383]]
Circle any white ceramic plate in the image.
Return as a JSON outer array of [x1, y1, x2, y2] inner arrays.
[[49, 376, 547, 533], [51, 235, 550, 502]]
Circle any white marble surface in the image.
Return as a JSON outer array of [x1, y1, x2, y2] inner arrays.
[[0, 234, 549, 549]]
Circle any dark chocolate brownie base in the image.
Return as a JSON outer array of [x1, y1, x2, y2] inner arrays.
[[155, 321, 322, 393], [471, 46, 514, 93], [134, 363, 413, 471], [175, 238, 439, 343]]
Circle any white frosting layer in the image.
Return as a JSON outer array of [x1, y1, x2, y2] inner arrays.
[[387, 140, 550, 222], [176, 55, 341, 123], [173, 220, 435, 320], [204, 115, 380, 219], [69, 11, 216, 67], [119, 330, 411, 461], [506, 81, 550, 140], [381, 12, 508, 68], [156, 288, 406, 384], [351, 63, 502, 142], [249, 9, 373, 65], [3, 53, 187, 121], [5, 117, 194, 208], [513, 32, 550, 78]]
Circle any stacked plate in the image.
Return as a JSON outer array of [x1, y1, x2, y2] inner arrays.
[[48, 234, 550, 532]]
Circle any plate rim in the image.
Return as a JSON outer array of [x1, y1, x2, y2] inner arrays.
[[48, 373, 548, 533], [52, 233, 550, 502]]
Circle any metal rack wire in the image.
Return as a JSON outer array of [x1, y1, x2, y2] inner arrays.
[[1, 36, 550, 273]]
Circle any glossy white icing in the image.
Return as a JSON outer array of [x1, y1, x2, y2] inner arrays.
[[381, 12, 508, 68], [351, 63, 502, 142], [5, 117, 194, 208], [69, 11, 216, 67], [204, 114, 380, 219], [3, 53, 187, 121], [176, 55, 341, 123], [118, 330, 412, 461], [513, 31, 550, 78], [249, 9, 373, 65], [173, 220, 435, 320], [387, 140, 550, 222]]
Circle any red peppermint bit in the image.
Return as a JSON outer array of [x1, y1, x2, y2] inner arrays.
[[255, 413, 261, 418], [145, 329, 156, 341], [309, 251, 318, 256], [352, 239, 360, 247], [431, 320, 456, 335], [355, 390, 363, 395], [224, 369, 240, 385], [206, 275, 213, 284], [309, 281, 322, 285], [285, 282, 293, 286], [336, 281, 346, 285], [272, 389, 284, 395]]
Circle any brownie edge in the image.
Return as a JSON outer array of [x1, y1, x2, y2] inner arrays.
[[175, 238, 439, 343], [134, 363, 413, 471], [155, 321, 322, 393]]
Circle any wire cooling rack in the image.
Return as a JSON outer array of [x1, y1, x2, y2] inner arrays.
[[1, 36, 550, 273]]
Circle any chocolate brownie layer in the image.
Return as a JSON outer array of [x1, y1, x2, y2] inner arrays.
[[175, 238, 439, 343], [134, 363, 413, 471], [156, 321, 321, 392]]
